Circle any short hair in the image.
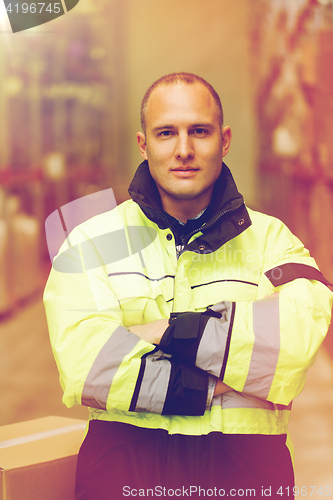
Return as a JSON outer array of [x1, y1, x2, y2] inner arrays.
[[140, 72, 224, 133]]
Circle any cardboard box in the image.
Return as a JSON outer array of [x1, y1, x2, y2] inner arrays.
[[0, 416, 87, 500]]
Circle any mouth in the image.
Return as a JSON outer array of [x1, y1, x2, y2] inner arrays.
[[171, 167, 199, 177], [172, 166, 198, 171]]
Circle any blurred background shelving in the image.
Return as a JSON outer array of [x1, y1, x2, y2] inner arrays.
[[0, 0, 129, 313], [249, 0, 333, 355]]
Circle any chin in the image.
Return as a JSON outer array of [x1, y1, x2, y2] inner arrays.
[[171, 190, 205, 201]]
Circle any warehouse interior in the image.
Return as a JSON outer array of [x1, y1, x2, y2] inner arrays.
[[0, 0, 332, 491]]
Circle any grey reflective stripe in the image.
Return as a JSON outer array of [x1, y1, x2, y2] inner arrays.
[[82, 326, 140, 409], [221, 391, 291, 411], [210, 301, 232, 314], [222, 391, 272, 409], [196, 315, 229, 377], [211, 394, 222, 406], [212, 392, 291, 410], [243, 295, 280, 399], [135, 351, 171, 414]]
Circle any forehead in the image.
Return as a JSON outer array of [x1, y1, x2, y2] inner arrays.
[[145, 83, 219, 128]]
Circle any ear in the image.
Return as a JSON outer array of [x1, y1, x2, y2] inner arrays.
[[137, 132, 148, 160], [221, 126, 232, 157]]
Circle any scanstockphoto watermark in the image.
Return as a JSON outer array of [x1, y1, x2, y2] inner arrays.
[[191, 245, 299, 268], [45, 189, 300, 278], [44, 188, 304, 301], [1, 0, 80, 33], [187, 262, 262, 283], [122, 485, 257, 497], [122, 485, 332, 497]]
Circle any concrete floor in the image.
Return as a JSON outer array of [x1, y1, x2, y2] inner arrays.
[[288, 348, 333, 489], [1, 296, 333, 491], [0, 295, 88, 426]]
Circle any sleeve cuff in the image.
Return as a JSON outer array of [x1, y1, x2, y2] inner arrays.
[[159, 302, 234, 380]]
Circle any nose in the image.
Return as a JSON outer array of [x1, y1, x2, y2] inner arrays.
[[175, 132, 194, 161]]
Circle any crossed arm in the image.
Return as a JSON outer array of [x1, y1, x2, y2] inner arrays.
[[128, 318, 232, 397]]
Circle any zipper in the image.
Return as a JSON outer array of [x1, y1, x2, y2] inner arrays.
[[172, 201, 245, 305], [178, 201, 244, 256]]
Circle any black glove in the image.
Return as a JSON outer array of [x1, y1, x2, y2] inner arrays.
[[159, 307, 223, 365]]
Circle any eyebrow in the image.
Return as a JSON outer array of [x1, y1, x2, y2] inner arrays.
[[152, 125, 175, 133], [152, 123, 214, 133]]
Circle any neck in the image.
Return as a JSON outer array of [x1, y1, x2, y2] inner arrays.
[[159, 191, 212, 224]]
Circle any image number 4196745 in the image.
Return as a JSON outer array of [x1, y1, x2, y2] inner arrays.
[[3, 0, 80, 33]]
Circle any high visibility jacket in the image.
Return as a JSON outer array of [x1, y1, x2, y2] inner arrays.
[[44, 161, 333, 438]]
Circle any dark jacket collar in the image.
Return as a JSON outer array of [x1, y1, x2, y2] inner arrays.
[[128, 160, 251, 253]]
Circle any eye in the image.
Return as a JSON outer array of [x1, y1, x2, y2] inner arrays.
[[192, 128, 209, 136], [158, 130, 174, 137]]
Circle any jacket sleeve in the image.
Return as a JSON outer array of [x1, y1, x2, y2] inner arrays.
[[159, 222, 333, 406], [44, 228, 209, 417]]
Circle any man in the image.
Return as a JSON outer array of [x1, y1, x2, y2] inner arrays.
[[44, 73, 333, 499]]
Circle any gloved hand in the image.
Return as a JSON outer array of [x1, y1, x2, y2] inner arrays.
[[159, 302, 232, 373]]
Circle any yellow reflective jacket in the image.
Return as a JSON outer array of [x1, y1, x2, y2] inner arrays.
[[44, 162, 333, 438]]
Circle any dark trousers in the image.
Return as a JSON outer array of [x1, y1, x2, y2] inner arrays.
[[75, 421, 294, 500]]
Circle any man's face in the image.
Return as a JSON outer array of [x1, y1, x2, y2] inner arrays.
[[137, 82, 231, 211]]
